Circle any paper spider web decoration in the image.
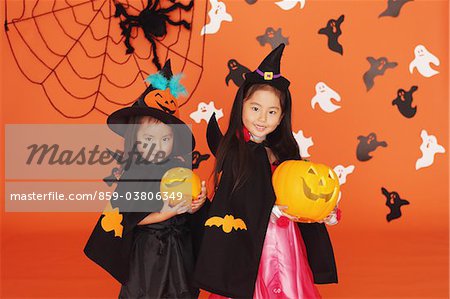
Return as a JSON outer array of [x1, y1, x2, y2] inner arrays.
[[4, 0, 207, 118]]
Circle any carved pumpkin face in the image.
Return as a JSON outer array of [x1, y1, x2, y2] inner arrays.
[[272, 160, 340, 221], [160, 167, 201, 207], [143, 89, 179, 117]]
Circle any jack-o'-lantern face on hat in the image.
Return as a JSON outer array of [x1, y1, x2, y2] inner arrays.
[[143, 89, 179, 117], [106, 59, 196, 154]]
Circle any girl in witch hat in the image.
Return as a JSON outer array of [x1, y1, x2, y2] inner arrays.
[[84, 60, 210, 299], [193, 44, 338, 298]]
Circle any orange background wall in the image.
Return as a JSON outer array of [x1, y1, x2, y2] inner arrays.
[[2, 0, 449, 297]]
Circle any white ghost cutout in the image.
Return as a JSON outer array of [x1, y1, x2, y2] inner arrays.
[[311, 82, 341, 113], [324, 164, 354, 226], [190, 101, 224, 124], [416, 129, 445, 170], [333, 165, 355, 186], [201, 0, 232, 35], [409, 45, 440, 78], [293, 130, 313, 158], [275, 0, 306, 10]]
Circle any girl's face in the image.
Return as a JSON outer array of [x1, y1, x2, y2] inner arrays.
[[242, 89, 283, 142], [136, 120, 174, 162]]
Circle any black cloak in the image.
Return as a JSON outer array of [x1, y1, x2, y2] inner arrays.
[[84, 156, 209, 285]]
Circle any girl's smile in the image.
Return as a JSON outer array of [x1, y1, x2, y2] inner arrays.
[[254, 124, 266, 131]]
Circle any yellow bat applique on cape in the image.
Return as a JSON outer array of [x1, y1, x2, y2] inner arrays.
[[205, 215, 247, 233], [101, 203, 123, 238]]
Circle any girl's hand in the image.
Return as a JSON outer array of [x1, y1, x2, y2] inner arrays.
[[274, 205, 338, 224], [321, 206, 341, 226], [189, 181, 207, 214], [277, 205, 300, 222], [160, 199, 190, 216]]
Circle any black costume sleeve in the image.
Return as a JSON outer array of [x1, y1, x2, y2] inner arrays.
[[188, 198, 211, 261], [298, 222, 338, 284]]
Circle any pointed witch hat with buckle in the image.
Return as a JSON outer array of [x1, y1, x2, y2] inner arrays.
[[243, 43, 290, 91]]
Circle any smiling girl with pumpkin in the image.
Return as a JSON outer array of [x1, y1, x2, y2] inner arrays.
[[194, 44, 338, 299]]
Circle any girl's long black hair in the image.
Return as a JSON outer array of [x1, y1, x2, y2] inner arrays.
[[213, 83, 302, 194]]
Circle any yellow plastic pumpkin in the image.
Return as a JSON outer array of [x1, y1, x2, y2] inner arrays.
[[272, 160, 340, 222], [160, 167, 201, 207]]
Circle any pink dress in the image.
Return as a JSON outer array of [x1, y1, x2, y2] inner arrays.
[[209, 163, 321, 299], [253, 218, 321, 299]]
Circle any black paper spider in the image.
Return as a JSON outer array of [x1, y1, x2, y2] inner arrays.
[[115, 0, 194, 70]]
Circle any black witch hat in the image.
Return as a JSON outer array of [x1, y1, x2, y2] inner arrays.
[[107, 60, 195, 155], [244, 43, 290, 91]]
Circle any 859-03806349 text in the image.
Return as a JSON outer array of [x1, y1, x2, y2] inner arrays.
[[8, 191, 184, 201]]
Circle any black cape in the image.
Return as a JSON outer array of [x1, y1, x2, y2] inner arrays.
[[84, 156, 209, 285], [193, 115, 338, 298]]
